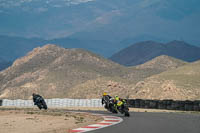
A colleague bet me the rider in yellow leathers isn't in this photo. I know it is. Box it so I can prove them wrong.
[114,95,124,110]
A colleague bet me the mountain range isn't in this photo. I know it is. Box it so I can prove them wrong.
[1,44,199,100]
[1,35,200,66]
[0,35,115,61]
[110,40,200,66]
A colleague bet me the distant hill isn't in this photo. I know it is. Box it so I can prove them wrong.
[130,60,200,100]
[0,44,188,99]
[135,55,188,71]
[123,55,188,84]
[0,44,129,99]
[48,37,115,57]
[1,35,200,62]
[110,40,200,66]
[69,55,188,99]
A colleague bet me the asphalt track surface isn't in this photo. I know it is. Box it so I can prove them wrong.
[84,111,200,133]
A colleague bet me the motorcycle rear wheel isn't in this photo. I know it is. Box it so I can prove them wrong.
[124,111,130,117]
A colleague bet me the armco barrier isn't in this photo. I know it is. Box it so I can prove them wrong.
[127,99,200,111]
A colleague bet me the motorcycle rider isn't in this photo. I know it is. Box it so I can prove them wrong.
[114,95,130,117]
[32,93,47,110]
[32,93,43,105]
[102,92,112,109]
[114,95,124,110]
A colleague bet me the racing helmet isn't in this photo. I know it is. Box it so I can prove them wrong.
[115,95,119,100]
[103,92,107,96]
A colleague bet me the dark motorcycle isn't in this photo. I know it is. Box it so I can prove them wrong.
[108,99,118,114]
[34,97,48,110]
[117,100,130,117]
[103,98,118,114]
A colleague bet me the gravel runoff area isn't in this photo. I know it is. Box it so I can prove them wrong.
[0,107,103,133]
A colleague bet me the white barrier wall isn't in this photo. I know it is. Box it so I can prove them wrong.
[1,99,103,107]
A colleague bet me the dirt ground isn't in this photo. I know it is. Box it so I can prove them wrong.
[0,108,103,133]
[0,107,198,133]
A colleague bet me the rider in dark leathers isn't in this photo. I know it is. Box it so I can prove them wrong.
[102,92,112,109]
[32,93,47,110]
[32,93,43,105]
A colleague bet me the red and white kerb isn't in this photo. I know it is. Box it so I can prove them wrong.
[69,115,123,133]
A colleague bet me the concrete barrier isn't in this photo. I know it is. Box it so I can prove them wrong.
[1,99,103,108]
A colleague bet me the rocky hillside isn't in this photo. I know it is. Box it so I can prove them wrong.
[0,44,128,99]
[110,40,200,66]
[67,55,188,99]
[130,60,200,100]
[124,55,188,84]
[135,55,188,71]
[0,44,192,99]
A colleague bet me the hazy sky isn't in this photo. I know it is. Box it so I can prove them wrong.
[0,0,199,45]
